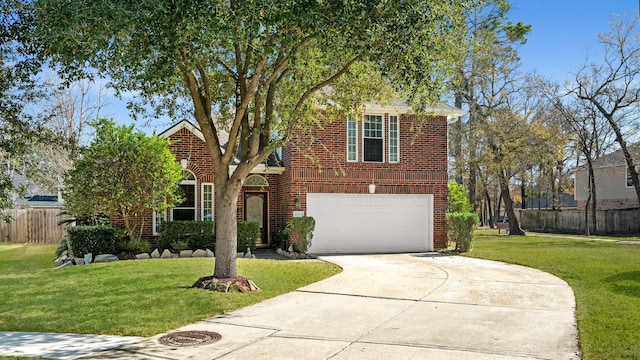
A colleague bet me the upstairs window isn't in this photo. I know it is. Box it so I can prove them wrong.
[389,115,399,163]
[363,114,383,162]
[347,115,357,162]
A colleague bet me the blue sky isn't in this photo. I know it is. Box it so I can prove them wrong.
[509,0,638,82]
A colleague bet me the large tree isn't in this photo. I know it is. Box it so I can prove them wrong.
[31,0,471,278]
[450,0,530,211]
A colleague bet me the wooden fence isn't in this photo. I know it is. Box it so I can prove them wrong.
[516,208,640,235]
[0,208,71,244]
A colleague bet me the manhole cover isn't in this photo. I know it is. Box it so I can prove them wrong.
[158,330,221,347]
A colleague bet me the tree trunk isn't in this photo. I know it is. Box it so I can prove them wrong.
[520,177,526,209]
[453,93,463,184]
[588,158,597,235]
[484,187,494,228]
[497,169,525,236]
[213,180,241,279]
[601,113,640,205]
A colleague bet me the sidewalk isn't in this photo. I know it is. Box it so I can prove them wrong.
[73,253,579,359]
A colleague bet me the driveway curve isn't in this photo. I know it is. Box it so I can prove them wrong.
[80,254,580,359]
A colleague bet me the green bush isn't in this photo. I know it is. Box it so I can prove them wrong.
[66,225,117,257]
[448,181,473,213]
[157,221,214,251]
[446,212,479,252]
[284,216,315,253]
[237,220,260,252]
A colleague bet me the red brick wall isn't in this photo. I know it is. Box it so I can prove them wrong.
[283,114,450,249]
[150,127,286,246]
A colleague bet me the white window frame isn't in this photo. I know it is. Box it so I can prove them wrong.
[626,166,638,188]
[152,210,165,236]
[347,115,358,162]
[388,114,399,163]
[172,170,197,221]
[201,183,214,221]
[362,114,384,163]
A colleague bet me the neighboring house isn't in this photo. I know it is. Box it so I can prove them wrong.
[8,172,64,208]
[522,193,577,209]
[574,143,640,210]
[147,101,464,254]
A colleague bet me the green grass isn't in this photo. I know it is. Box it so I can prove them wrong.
[0,243,341,337]
[463,232,640,360]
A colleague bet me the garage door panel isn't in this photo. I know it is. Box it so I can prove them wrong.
[306,193,433,254]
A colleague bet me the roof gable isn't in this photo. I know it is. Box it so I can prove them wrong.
[586,142,640,169]
[158,119,205,142]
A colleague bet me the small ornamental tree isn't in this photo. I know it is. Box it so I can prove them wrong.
[63,119,184,240]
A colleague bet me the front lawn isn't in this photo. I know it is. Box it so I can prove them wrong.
[464,232,640,360]
[0,243,340,337]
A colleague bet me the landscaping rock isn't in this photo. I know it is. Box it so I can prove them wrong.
[192,276,261,293]
[94,254,119,263]
[179,250,193,258]
[74,257,84,265]
[192,249,207,258]
[161,249,172,259]
[136,253,151,260]
[206,249,215,258]
[83,253,92,264]
[55,255,75,267]
[151,249,160,258]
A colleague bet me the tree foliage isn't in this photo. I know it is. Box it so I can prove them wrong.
[0,0,45,218]
[63,119,183,240]
[31,0,472,278]
[448,181,472,213]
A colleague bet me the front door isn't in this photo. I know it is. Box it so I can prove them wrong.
[244,192,268,246]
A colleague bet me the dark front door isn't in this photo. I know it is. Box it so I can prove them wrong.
[244,192,268,246]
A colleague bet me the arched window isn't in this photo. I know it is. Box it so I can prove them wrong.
[172,170,197,221]
[245,174,269,187]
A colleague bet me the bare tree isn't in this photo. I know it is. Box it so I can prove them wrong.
[574,14,640,206]
[20,79,104,192]
[539,78,616,234]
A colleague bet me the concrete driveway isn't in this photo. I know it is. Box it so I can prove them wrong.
[78,253,579,359]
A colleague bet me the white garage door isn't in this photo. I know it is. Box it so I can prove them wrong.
[306,193,433,254]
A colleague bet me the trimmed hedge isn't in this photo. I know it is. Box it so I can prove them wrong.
[157,221,214,251]
[237,220,259,252]
[66,225,116,257]
[446,212,479,252]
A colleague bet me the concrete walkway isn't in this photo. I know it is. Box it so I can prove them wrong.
[71,253,579,359]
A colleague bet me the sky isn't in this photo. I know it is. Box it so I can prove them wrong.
[509,0,639,82]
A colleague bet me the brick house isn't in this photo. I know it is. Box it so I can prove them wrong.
[149,101,464,254]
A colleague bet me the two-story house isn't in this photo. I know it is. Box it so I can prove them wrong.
[149,101,464,254]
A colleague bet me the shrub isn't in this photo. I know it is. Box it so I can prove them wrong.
[446,212,479,252]
[66,225,117,257]
[237,220,260,252]
[448,181,473,213]
[157,221,214,251]
[284,216,315,253]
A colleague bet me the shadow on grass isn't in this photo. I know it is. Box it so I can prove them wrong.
[605,271,640,298]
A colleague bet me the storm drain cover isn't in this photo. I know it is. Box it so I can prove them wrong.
[158,330,222,347]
